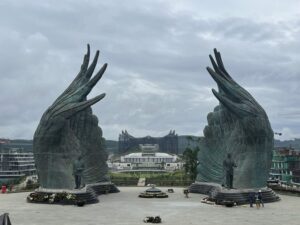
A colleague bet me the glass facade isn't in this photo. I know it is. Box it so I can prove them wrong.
[0,150,36,179]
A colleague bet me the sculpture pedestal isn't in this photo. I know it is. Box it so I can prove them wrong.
[28,182,119,205]
[189,182,280,205]
[87,181,120,195]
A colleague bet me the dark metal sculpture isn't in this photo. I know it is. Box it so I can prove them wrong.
[73,155,85,189]
[223,153,237,189]
[33,45,109,189]
[196,49,274,188]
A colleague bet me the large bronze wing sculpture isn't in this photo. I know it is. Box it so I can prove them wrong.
[196,49,274,188]
[33,45,109,189]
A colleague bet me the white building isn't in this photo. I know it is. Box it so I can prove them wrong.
[121,152,176,164]
[0,149,36,182]
[115,144,181,171]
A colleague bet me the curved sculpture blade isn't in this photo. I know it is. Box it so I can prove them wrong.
[197,49,274,188]
[33,45,109,189]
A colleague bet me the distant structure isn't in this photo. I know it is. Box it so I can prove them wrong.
[0,149,36,182]
[274,138,300,149]
[270,147,300,184]
[0,139,36,184]
[121,144,176,164]
[0,139,33,152]
[118,130,178,154]
[111,144,181,172]
[139,144,159,152]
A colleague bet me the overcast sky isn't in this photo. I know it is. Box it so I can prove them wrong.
[0,0,299,141]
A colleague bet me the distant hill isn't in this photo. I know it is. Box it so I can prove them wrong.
[274,138,300,149]
[178,135,201,154]
[0,138,120,153]
[105,139,118,153]
[2,137,299,153]
[0,139,33,152]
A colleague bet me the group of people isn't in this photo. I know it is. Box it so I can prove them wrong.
[249,190,264,208]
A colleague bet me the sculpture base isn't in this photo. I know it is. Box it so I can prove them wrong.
[88,182,120,195]
[189,182,280,205]
[27,182,119,205]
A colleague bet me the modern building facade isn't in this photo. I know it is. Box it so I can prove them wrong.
[270,147,300,184]
[118,130,179,154]
[108,144,182,172]
[0,139,36,183]
[120,144,178,170]
[0,149,36,182]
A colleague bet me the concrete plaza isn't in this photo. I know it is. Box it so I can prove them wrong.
[0,187,299,225]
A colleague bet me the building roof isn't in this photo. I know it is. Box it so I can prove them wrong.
[124,152,174,158]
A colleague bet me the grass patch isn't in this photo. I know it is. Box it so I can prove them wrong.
[110,170,193,187]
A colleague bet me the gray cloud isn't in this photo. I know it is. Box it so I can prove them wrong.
[0,0,299,141]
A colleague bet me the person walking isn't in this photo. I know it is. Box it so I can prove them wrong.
[258,190,264,207]
[248,192,255,207]
[255,192,261,209]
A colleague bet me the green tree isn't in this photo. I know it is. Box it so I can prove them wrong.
[183,146,200,181]
[160,161,166,169]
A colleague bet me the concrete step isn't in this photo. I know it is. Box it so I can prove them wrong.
[89,182,120,195]
[189,182,280,205]
[28,182,120,205]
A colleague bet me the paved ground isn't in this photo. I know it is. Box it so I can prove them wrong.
[0,187,299,225]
